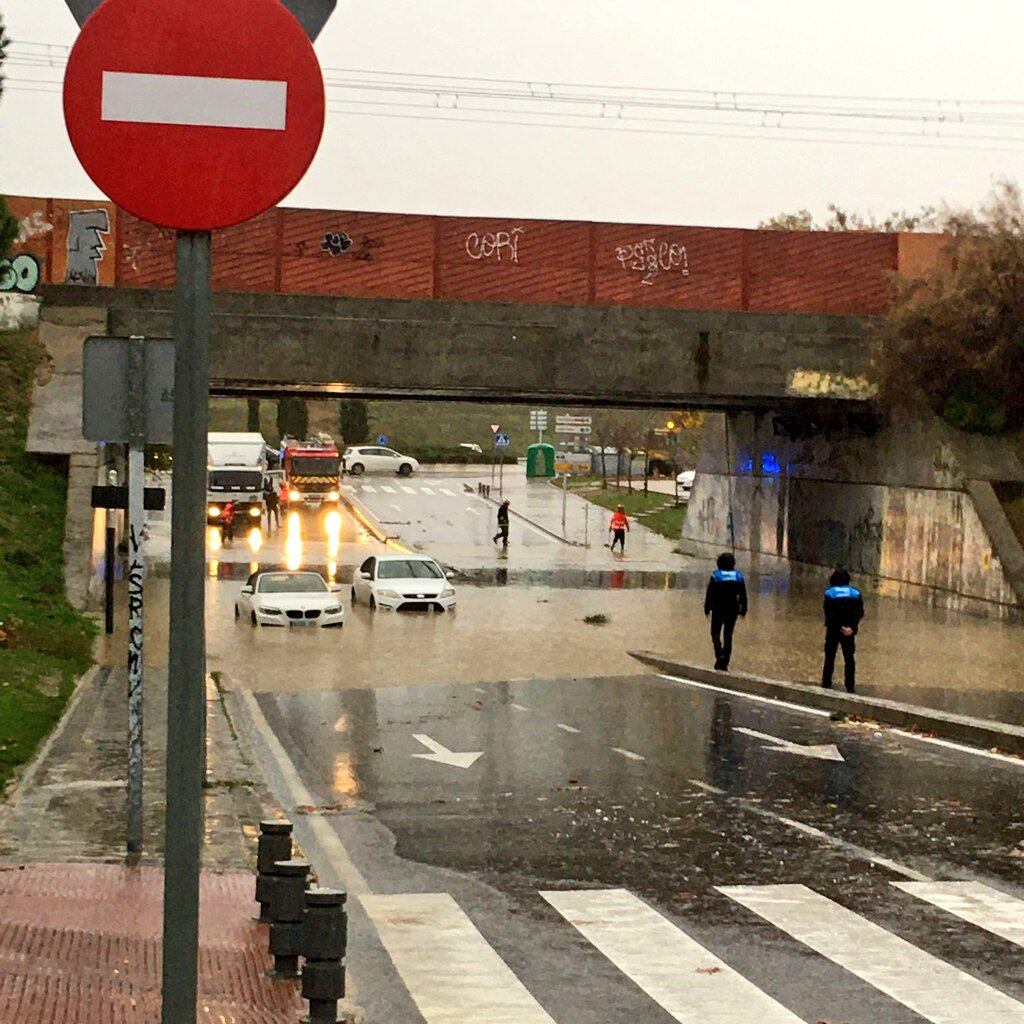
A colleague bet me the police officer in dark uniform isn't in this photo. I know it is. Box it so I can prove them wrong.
[822,568,865,692]
[704,552,747,670]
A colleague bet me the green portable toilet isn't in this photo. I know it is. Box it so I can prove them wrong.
[526,443,555,478]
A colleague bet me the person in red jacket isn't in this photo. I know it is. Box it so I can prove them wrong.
[220,500,236,543]
[609,505,630,553]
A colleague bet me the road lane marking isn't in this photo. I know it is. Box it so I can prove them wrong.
[439,488,455,496]
[420,486,435,495]
[381,485,396,493]
[894,881,1024,948]
[473,687,487,694]
[542,889,803,1023]
[557,723,581,734]
[734,726,845,762]
[231,689,368,895]
[465,506,479,515]
[510,702,529,712]
[362,892,557,1024]
[400,485,416,494]
[361,483,376,492]
[412,733,483,769]
[102,70,287,130]
[719,884,1024,1023]
[889,729,1024,768]
[659,675,831,718]
[612,747,645,762]
[688,780,929,881]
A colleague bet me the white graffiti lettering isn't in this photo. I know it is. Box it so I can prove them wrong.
[465,227,524,264]
[614,238,690,286]
[17,211,53,245]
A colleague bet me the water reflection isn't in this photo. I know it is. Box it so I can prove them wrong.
[247,527,263,555]
[284,511,303,571]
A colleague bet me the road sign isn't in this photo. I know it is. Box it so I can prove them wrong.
[83,336,174,443]
[62,0,326,231]
[529,409,548,425]
[556,414,593,425]
[494,433,511,448]
[377,434,389,446]
[490,423,501,434]
[91,485,167,511]
[64,0,338,40]
[555,424,592,435]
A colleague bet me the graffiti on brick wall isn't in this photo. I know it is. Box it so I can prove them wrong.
[17,210,53,244]
[614,238,689,286]
[465,227,523,264]
[321,231,352,255]
[66,209,110,285]
[0,254,41,292]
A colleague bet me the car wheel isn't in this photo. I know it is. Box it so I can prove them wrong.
[250,611,258,628]
[398,463,413,477]
[349,463,364,476]
[369,595,377,611]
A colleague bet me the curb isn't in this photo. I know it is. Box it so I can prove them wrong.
[339,490,410,552]
[629,650,1024,756]
[479,491,586,547]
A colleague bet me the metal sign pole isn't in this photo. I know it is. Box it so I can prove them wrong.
[161,231,211,1024]
[561,471,568,537]
[126,338,146,857]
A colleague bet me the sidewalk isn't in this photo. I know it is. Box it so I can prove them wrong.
[0,861,303,1024]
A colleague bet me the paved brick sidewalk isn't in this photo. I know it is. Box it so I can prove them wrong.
[0,862,303,1023]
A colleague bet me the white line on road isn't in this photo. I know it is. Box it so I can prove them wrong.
[688,779,929,881]
[102,70,287,130]
[473,687,487,694]
[542,889,803,1023]
[362,892,557,1024]
[894,881,1024,948]
[232,689,368,895]
[361,483,376,492]
[381,485,396,493]
[719,884,1024,1023]
[889,729,1024,768]
[659,675,832,719]
[510,702,529,712]
[439,488,455,496]
[465,506,479,515]
[400,485,416,494]
[557,723,581,734]
[420,486,435,495]
[411,733,483,769]
[612,747,645,762]
[734,726,845,762]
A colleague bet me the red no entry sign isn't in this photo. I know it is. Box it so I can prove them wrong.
[63,0,325,231]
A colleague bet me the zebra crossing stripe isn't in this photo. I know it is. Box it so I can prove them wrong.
[381,485,396,493]
[719,884,1024,1023]
[894,881,1024,949]
[361,483,376,492]
[541,888,803,1023]
[440,487,455,496]
[401,485,416,494]
[361,892,557,1024]
[420,486,435,495]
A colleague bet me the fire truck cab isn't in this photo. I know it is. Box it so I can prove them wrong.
[281,435,342,513]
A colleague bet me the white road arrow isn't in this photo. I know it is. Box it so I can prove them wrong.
[734,727,845,762]
[411,734,484,769]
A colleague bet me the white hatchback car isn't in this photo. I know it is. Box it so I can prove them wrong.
[351,554,456,612]
[236,571,345,628]
[344,446,420,477]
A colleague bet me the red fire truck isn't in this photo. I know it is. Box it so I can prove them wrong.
[281,437,342,513]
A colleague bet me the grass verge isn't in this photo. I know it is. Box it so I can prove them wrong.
[563,478,686,543]
[0,329,95,794]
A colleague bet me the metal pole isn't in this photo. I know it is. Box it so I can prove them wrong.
[561,471,568,537]
[161,231,211,1024]
[105,467,117,635]
[499,450,504,497]
[584,502,589,548]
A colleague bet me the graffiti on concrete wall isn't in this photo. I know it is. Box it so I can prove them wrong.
[614,238,690,286]
[302,231,380,261]
[0,254,41,292]
[321,231,352,256]
[465,227,523,264]
[17,210,53,244]
[66,209,110,285]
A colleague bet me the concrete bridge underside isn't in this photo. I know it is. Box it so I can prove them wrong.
[43,284,873,410]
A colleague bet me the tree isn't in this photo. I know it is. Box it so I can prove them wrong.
[760,203,934,232]
[338,399,370,445]
[878,180,1024,433]
[277,397,308,439]
[246,398,261,433]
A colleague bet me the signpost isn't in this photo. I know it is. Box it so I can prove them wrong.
[64,3,326,1022]
[377,434,389,446]
[529,409,548,443]
[494,433,511,495]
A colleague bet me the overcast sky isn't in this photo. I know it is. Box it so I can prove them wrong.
[2,0,1022,227]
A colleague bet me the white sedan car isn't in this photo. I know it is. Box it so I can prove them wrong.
[351,554,456,612]
[236,571,345,628]
[343,446,420,477]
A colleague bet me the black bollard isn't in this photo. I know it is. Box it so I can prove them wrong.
[300,887,348,1024]
[267,859,311,978]
[254,820,293,922]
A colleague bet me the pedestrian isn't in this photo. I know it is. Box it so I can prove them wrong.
[263,479,280,531]
[492,499,510,548]
[221,500,236,543]
[822,568,864,693]
[609,504,630,553]
[704,551,747,671]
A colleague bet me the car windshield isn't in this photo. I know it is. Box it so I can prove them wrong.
[377,560,443,580]
[291,456,339,476]
[258,573,328,594]
[209,470,262,491]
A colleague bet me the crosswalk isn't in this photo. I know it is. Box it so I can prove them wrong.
[347,482,468,500]
[361,880,1024,1024]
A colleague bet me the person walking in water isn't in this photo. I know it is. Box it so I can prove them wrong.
[822,568,864,693]
[492,499,511,548]
[704,552,747,670]
[263,478,280,532]
[609,504,630,554]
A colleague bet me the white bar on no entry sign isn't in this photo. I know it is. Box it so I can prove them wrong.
[102,71,288,130]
